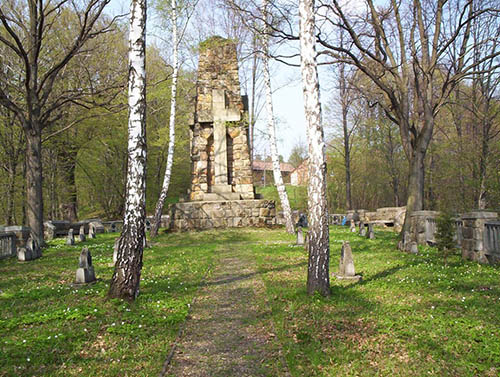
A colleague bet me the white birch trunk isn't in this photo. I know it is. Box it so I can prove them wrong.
[109,0,147,301]
[261,0,294,234]
[299,0,330,296]
[150,0,178,238]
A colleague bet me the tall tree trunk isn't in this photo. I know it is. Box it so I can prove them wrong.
[109,0,147,301]
[342,106,352,211]
[338,56,352,211]
[26,128,44,246]
[299,0,330,297]
[478,122,489,209]
[262,0,294,234]
[401,147,425,235]
[150,0,178,238]
[6,166,16,225]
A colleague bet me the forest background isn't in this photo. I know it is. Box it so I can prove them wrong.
[0,0,499,226]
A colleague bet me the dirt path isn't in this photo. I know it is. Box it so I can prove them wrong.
[164,246,290,377]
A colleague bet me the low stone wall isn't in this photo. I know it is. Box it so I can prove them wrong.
[2,226,30,247]
[484,221,500,264]
[409,211,439,245]
[0,232,16,259]
[44,219,105,240]
[461,212,498,264]
[168,199,276,231]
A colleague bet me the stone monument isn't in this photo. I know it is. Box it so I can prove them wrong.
[75,247,96,284]
[66,229,75,245]
[79,226,86,242]
[168,37,276,231]
[335,241,361,281]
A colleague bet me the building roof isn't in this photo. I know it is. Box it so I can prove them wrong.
[252,160,295,173]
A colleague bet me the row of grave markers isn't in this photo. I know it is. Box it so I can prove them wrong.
[66,224,97,246]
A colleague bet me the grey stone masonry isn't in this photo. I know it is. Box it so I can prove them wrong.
[79,226,86,242]
[366,223,375,239]
[484,221,500,264]
[75,247,96,284]
[18,237,42,261]
[296,227,305,246]
[4,226,30,247]
[359,221,366,237]
[88,224,96,239]
[0,232,16,259]
[461,211,498,264]
[168,200,276,231]
[409,211,439,245]
[335,241,361,281]
[66,229,75,245]
[188,37,254,202]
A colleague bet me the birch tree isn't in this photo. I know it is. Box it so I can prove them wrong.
[261,0,294,234]
[108,0,147,301]
[150,0,178,238]
[299,0,330,296]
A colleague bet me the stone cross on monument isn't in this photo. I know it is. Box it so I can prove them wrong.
[212,89,240,191]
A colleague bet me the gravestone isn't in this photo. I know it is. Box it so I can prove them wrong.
[88,224,96,239]
[366,223,375,239]
[335,241,361,281]
[66,229,75,245]
[296,227,305,246]
[18,237,41,261]
[350,220,356,233]
[359,221,366,237]
[113,238,119,264]
[79,226,86,242]
[75,247,96,284]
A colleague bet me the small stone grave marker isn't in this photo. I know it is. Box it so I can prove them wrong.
[350,220,356,233]
[366,223,375,239]
[359,221,366,237]
[296,227,305,246]
[79,226,86,242]
[335,241,361,281]
[88,224,96,239]
[66,229,75,245]
[75,247,96,284]
[18,236,41,261]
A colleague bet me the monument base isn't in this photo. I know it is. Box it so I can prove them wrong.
[168,199,276,231]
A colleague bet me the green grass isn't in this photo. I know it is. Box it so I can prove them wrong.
[0,231,216,376]
[256,184,308,212]
[249,227,500,376]
[1,227,499,376]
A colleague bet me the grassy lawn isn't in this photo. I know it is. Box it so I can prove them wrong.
[0,231,217,376]
[1,226,499,376]
[251,227,500,376]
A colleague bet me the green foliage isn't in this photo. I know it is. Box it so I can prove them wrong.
[435,211,457,265]
[256,184,308,212]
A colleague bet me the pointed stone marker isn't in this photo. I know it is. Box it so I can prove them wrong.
[88,224,96,239]
[366,223,375,239]
[66,229,75,245]
[75,247,96,284]
[335,241,361,281]
[296,227,305,246]
[79,226,86,242]
[359,221,366,237]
